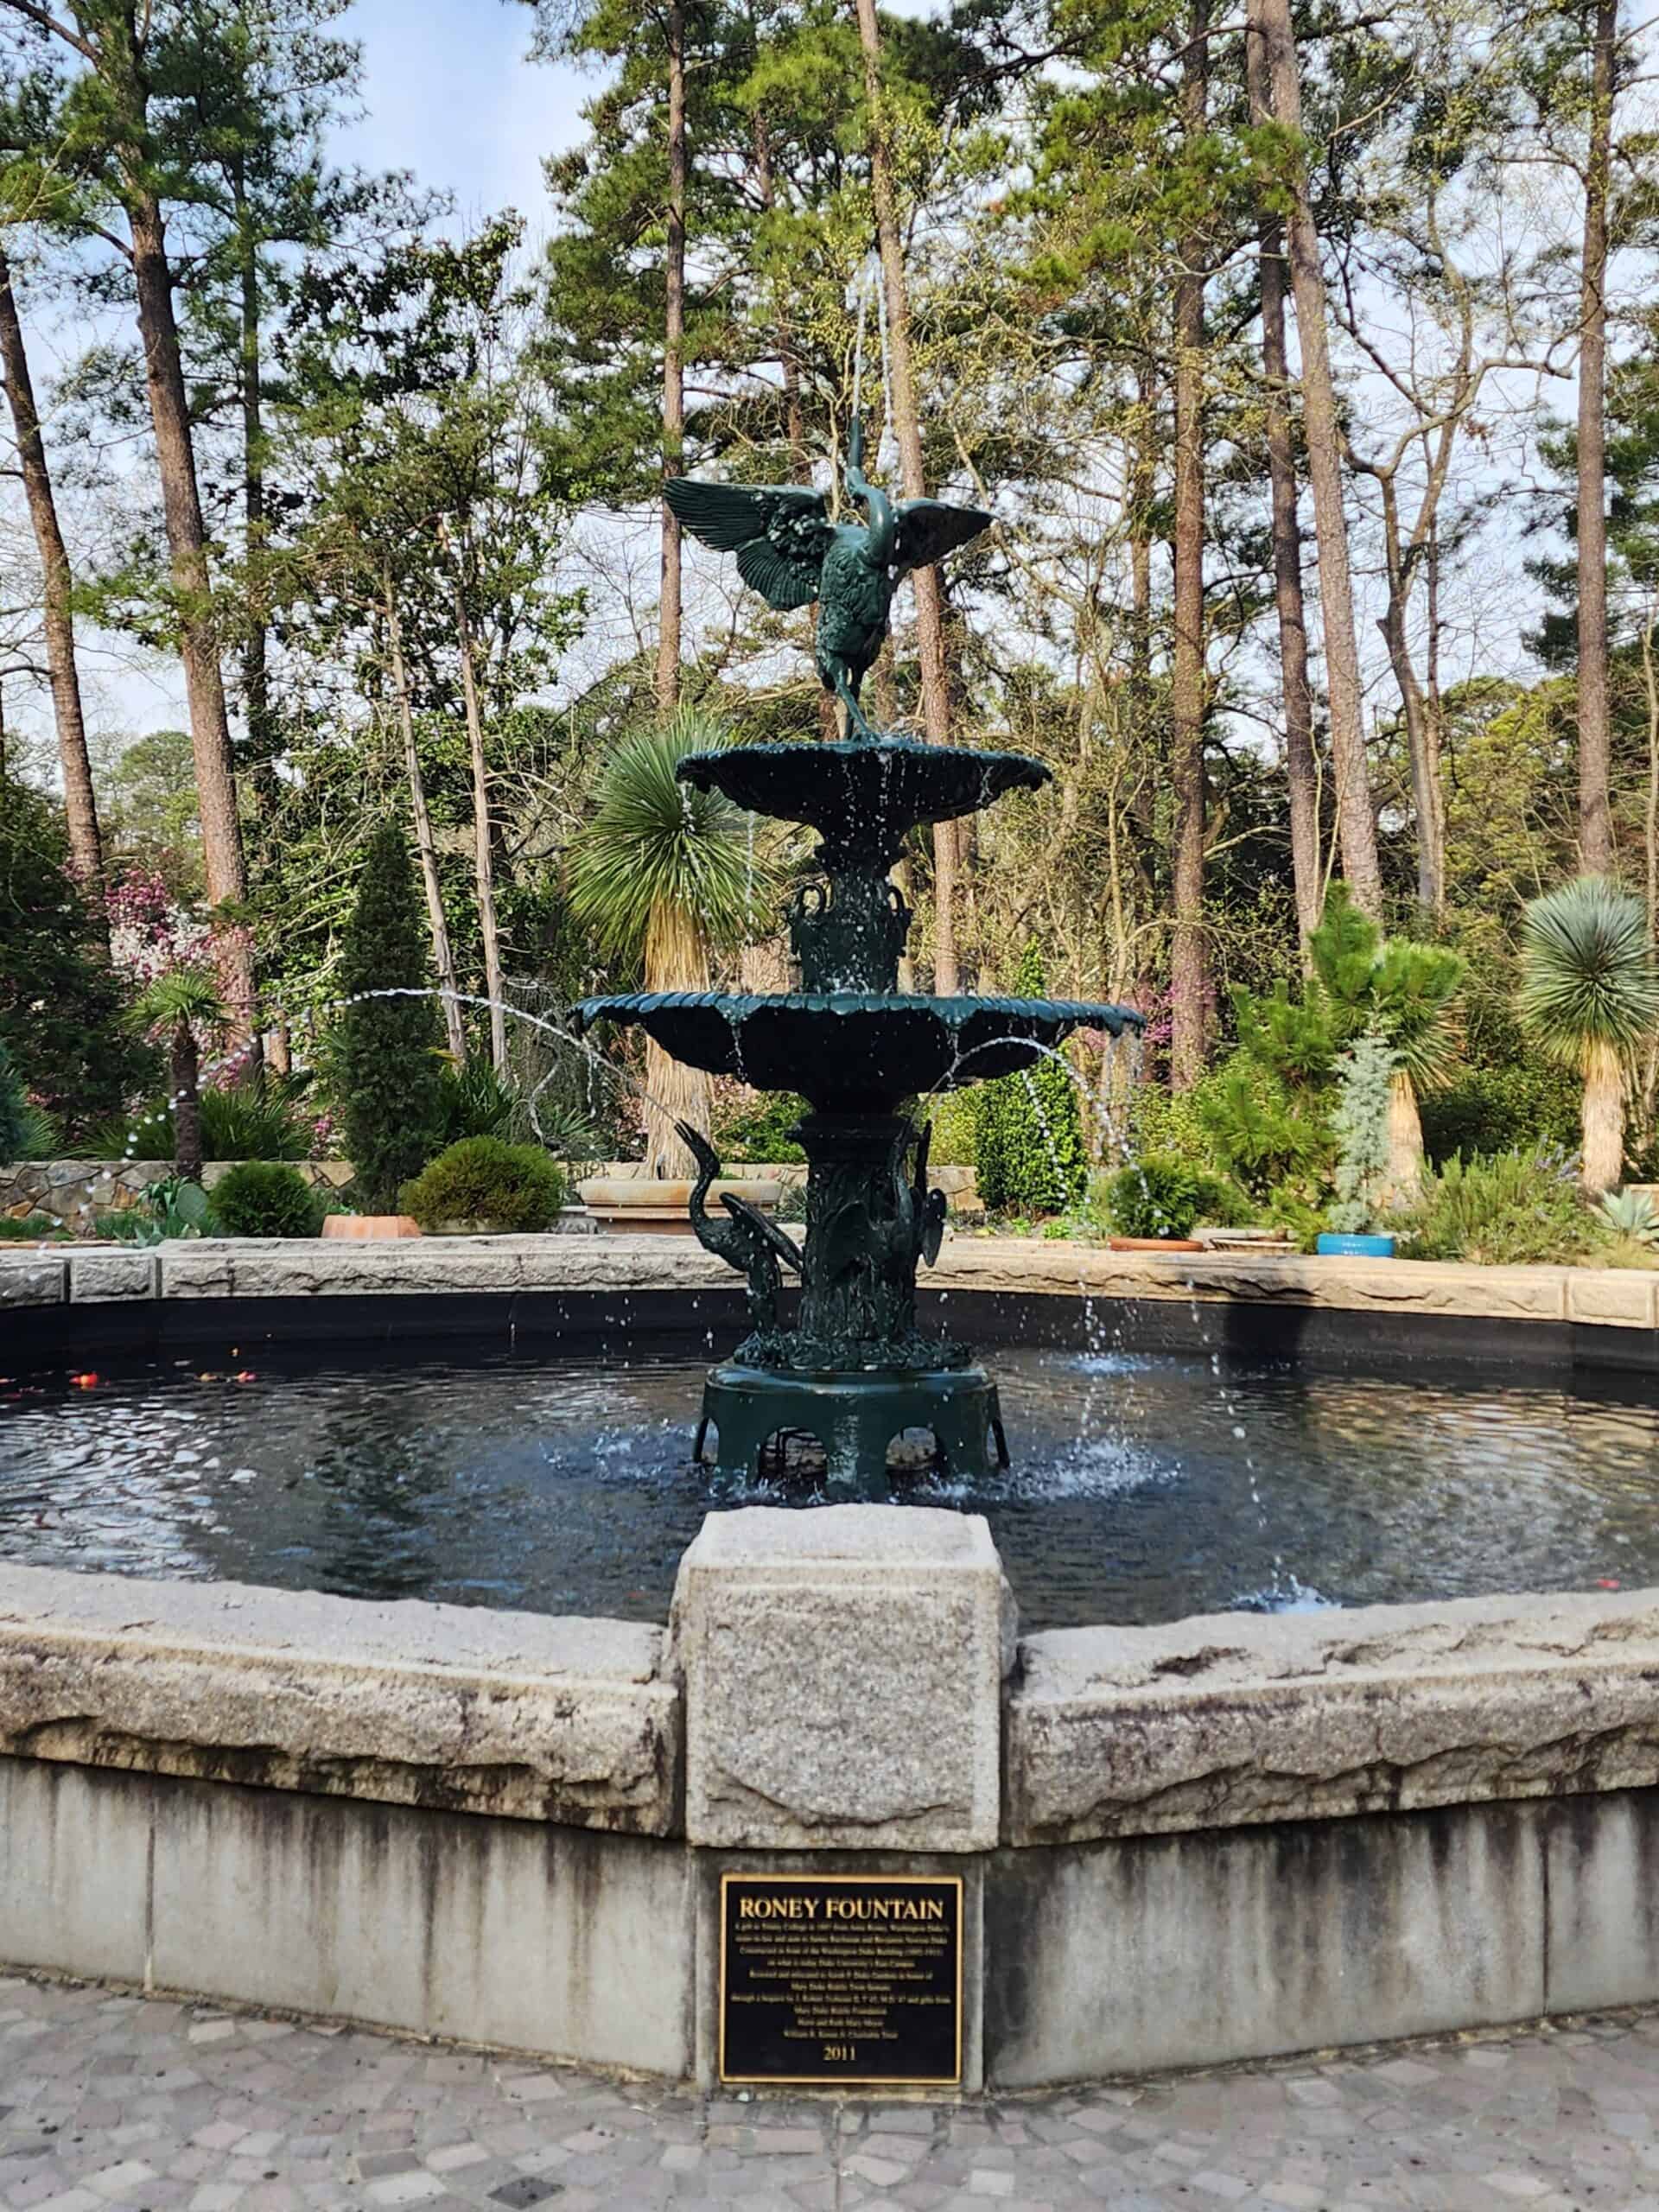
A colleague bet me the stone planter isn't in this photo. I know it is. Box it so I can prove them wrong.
[321,1214,421,1241]
[578,1175,784,1237]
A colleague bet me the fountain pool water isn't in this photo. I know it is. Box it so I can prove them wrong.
[5,1334,1659,1630]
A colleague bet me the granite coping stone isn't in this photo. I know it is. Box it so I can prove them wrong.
[3,1232,1654,1325]
[1007,1586,1659,1846]
[671,1505,1016,1852]
[0,1560,680,1834]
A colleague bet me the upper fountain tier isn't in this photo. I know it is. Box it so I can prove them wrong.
[677,737,1050,872]
[575,733,1143,1116]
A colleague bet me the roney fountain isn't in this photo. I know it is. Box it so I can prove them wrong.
[575,419,1142,1492]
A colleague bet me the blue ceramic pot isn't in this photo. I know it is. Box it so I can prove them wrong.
[1315,1231,1396,1259]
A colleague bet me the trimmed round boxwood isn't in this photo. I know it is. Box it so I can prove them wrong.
[1105,1154,1243,1241]
[400,1137,567,1234]
[212,1161,325,1238]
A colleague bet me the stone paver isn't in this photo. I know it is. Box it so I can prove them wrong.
[3,1976,1659,2210]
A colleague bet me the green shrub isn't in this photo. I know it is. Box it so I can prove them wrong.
[438,1058,520,1143]
[211,1161,324,1238]
[1420,1063,1580,1164]
[1197,1055,1332,1202]
[921,1089,977,1167]
[400,1137,567,1232]
[713,1087,807,1164]
[1104,1154,1245,1239]
[0,1212,70,1242]
[1404,1144,1602,1266]
[1599,1187,1659,1245]
[0,1039,29,1162]
[0,774,155,1140]
[974,944,1089,1214]
[86,1076,313,1164]
[98,1178,217,1245]
[328,824,448,1210]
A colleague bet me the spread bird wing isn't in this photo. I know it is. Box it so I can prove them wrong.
[894,498,993,575]
[662,478,832,612]
[721,1192,804,1275]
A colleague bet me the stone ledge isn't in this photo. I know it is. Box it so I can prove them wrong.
[671,1504,1016,1852]
[931,1239,1578,1319]
[0,1562,680,1834]
[155,1234,735,1299]
[1007,1588,1659,1847]
[9,1234,1651,1328]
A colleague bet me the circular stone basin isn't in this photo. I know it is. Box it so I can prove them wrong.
[575,991,1138,1112]
[677,738,1050,864]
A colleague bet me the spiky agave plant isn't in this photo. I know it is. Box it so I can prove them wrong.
[1519,877,1659,1192]
[132,968,226,1185]
[567,707,776,1178]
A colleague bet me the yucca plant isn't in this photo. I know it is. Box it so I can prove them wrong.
[567,706,775,1177]
[132,969,227,1184]
[1519,877,1659,1192]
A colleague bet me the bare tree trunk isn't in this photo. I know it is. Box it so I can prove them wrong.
[0,248,102,893]
[1245,4,1319,954]
[450,539,509,1075]
[232,157,275,814]
[1382,1069,1426,1208]
[1578,0,1618,874]
[172,1020,203,1185]
[1255,0,1382,916]
[854,0,960,993]
[642,903,709,1179]
[1379,598,1445,914]
[384,569,467,1060]
[1583,1036,1625,1192]
[129,191,257,1039]
[655,0,686,720]
[1168,0,1209,1092]
[752,105,832,739]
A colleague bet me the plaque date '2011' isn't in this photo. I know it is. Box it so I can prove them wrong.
[719,1874,963,2087]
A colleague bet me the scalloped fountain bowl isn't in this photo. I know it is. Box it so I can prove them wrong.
[677,737,1049,867]
[574,989,1136,1115]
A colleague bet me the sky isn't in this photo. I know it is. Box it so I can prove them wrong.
[339,0,583,233]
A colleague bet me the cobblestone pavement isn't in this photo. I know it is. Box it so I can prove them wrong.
[4,1976,1659,2212]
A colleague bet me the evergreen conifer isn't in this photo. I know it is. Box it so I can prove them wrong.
[330,823,448,1209]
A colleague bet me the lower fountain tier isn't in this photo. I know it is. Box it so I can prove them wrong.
[694,1359,1009,1495]
[575,989,1140,1113]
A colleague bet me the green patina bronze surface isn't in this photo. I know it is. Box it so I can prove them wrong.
[577,418,1143,1490]
[663,421,990,739]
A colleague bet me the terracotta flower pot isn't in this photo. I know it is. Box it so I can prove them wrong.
[321,1214,422,1240]
[1108,1236,1203,1253]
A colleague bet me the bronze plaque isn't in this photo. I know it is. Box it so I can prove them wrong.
[719,1872,963,2086]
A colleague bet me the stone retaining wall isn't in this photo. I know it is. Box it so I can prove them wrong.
[6,1527,1659,2088]
[4,1229,1658,1331]
[0,1160,353,1234]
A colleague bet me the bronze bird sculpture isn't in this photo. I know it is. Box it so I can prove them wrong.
[677,1120,805,1334]
[662,419,991,737]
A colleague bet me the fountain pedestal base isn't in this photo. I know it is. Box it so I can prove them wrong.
[695,1363,1009,1497]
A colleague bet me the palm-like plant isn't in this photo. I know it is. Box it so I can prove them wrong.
[1519,876,1659,1192]
[133,969,226,1185]
[568,707,776,1176]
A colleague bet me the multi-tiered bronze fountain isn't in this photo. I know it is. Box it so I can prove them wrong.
[578,425,1141,1493]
